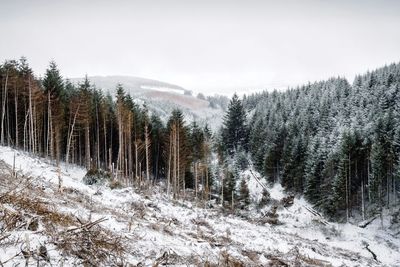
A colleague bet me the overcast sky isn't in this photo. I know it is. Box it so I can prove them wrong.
[1,0,400,95]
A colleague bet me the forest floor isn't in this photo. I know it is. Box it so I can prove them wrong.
[0,146,399,266]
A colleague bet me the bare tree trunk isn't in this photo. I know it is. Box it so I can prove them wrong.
[387,161,390,208]
[23,110,28,151]
[14,82,18,147]
[33,102,38,154]
[117,109,123,179]
[55,123,61,165]
[96,103,100,169]
[222,169,225,206]
[206,164,210,201]
[361,179,365,221]
[368,156,371,202]
[85,122,90,170]
[46,91,51,158]
[348,153,351,218]
[66,103,80,163]
[28,77,35,153]
[1,70,9,145]
[109,148,112,173]
[178,125,182,198]
[50,105,54,160]
[135,141,138,182]
[103,113,107,170]
[195,162,198,200]
[345,153,349,223]
[173,125,177,198]
[145,123,150,182]
[167,133,172,197]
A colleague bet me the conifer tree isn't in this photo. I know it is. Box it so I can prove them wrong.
[221,93,248,154]
[42,61,64,163]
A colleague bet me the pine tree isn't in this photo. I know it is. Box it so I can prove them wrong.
[304,137,326,203]
[221,93,248,154]
[42,61,65,163]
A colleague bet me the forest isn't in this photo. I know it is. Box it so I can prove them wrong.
[244,62,400,221]
[1,58,400,222]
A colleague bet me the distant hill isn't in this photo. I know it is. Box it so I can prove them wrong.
[70,76,226,130]
[69,75,190,95]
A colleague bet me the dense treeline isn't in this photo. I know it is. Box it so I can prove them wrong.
[244,62,400,220]
[0,58,213,200]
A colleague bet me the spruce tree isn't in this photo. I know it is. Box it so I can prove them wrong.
[221,93,248,154]
[42,61,65,162]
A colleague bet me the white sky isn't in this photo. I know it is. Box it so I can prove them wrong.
[1,0,400,95]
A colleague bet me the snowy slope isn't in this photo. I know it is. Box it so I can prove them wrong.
[0,146,399,266]
[71,76,225,130]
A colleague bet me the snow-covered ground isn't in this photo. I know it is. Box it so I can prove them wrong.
[0,146,399,266]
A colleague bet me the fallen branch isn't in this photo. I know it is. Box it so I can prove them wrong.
[247,167,269,191]
[66,217,108,233]
[303,205,329,226]
[364,243,378,262]
[153,251,168,267]
[0,175,32,202]
[0,252,22,266]
[267,256,289,266]
[358,216,378,228]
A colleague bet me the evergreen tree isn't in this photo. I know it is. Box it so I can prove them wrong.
[42,61,65,163]
[221,93,248,154]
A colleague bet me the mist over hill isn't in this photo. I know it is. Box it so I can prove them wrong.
[70,75,227,129]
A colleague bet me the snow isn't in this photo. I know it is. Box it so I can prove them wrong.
[1,146,399,266]
[140,85,185,95]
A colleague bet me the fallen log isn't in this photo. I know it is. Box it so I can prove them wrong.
[358,216,378,228]
[303,205,329,226]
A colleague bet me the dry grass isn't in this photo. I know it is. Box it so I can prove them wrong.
[2,191,77,228]
[265,246,333,267]
[191,217,213,230]
[52,223,125,266]
[219,250,245,267]
[0,169,126,266]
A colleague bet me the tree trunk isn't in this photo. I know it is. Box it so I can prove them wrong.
[167,133,172,196]
[14,82,18,147]
[28,77,35,153]
[66,103,80,163]
[103,112,107,170]
[145,123,150,182]
[195,162,198,200]
[135,141,138,182]
[85,122,90,170]
[173,124,177,198]
[1,70,9,145]
[96,103,100,169]
[46,91,51,158]
[361,179,365,221]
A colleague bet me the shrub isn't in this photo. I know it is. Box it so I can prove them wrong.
[82,169,111,185]
[109,179,123,190]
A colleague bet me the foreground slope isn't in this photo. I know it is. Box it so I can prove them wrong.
[0,146,399,266]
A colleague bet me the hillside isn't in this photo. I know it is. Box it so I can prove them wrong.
[70,75,225,129]
[244,63,400,220]
[1,146,399,266]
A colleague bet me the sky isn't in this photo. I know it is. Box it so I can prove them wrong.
[1,0,400,95]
